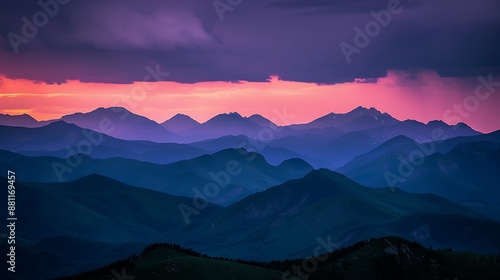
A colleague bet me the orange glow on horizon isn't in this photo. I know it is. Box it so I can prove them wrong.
[1,71,499,133]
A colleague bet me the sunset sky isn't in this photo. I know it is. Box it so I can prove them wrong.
[1,0,500,132]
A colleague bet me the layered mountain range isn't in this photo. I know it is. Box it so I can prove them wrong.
[1,106,498,279]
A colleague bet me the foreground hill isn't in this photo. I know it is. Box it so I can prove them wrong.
[55,237,500,280]
[57,244,284,280]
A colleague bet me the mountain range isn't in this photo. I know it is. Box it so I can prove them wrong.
[0,106,480,143]
[337,132,500,219]
[0,148,313,206]
[7,170,500,278]
[1,106,498,279]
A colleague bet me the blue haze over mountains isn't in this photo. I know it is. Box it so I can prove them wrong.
[1,106,499,279]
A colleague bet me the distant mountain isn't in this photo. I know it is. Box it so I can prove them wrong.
[269,132,380,169]
[0,113,44,127]
[0,107,483,147]
[337,135,423,176]
[181,112,264,141]
[0,121,208,164]
[339,130,500,175]
[433,129,500,151]
[161,113,200,134]
[251,110,480,170]
[339,140,500,208]
[190,134,326,166]
[303,132,380,169]
[0,148,314,205]
[61,107,177,142]
[291,106,399,131]
[268,121,482,169]
[186,169,500,260]
[248,114,277,127]
[272,126,346,142]
[359,119,481,143]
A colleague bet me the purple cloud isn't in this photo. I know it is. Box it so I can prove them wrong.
[0,0,499,84]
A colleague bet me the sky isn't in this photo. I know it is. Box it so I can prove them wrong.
[1,0,500,132]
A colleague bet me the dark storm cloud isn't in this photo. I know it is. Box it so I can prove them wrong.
[0,0,499,84]
[267,0,423,14]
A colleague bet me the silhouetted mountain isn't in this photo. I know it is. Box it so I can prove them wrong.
[0,113,44,127]
[61,107,177,142]
[56,237,500,280]
[161,113,200,134]
[434,129,500,151]
[168,148,313,191]
[282,108,481,164]
[182,112,264,141]
[359,119,481,143]
[185,169,500,260]
[339,140,500,208]
[291,106,399,131]
[248,114,277,127]
[0,148,314,205]
[339,130,500,175]
[10,174,219,244]
[55,242,284,280]
[305,132,380,169]
[270,123,482,169]
[8,237,147,280]
[0,121,207,164]
[8,172,500,279]
[190,134,326,166]
[2,174,220,279]
[337,135,420,175]
[272,126,346,141]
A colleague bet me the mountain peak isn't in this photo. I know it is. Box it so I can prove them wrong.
[0,113,40,128]
[226,112,243,117]
[206,112,244,122]
[350,106,382,116]
[248,114,277,127]
[427,120,447,126]
[61,107,176,141]
[165,113,199,124]
[324,112,339,118]
[173,113,190,118]
[278,158,314,171]
[44,120,76,128]
[161,114,200,135]
[64,106,136,119]
[213,148,267,163]
[452,122,474,130]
